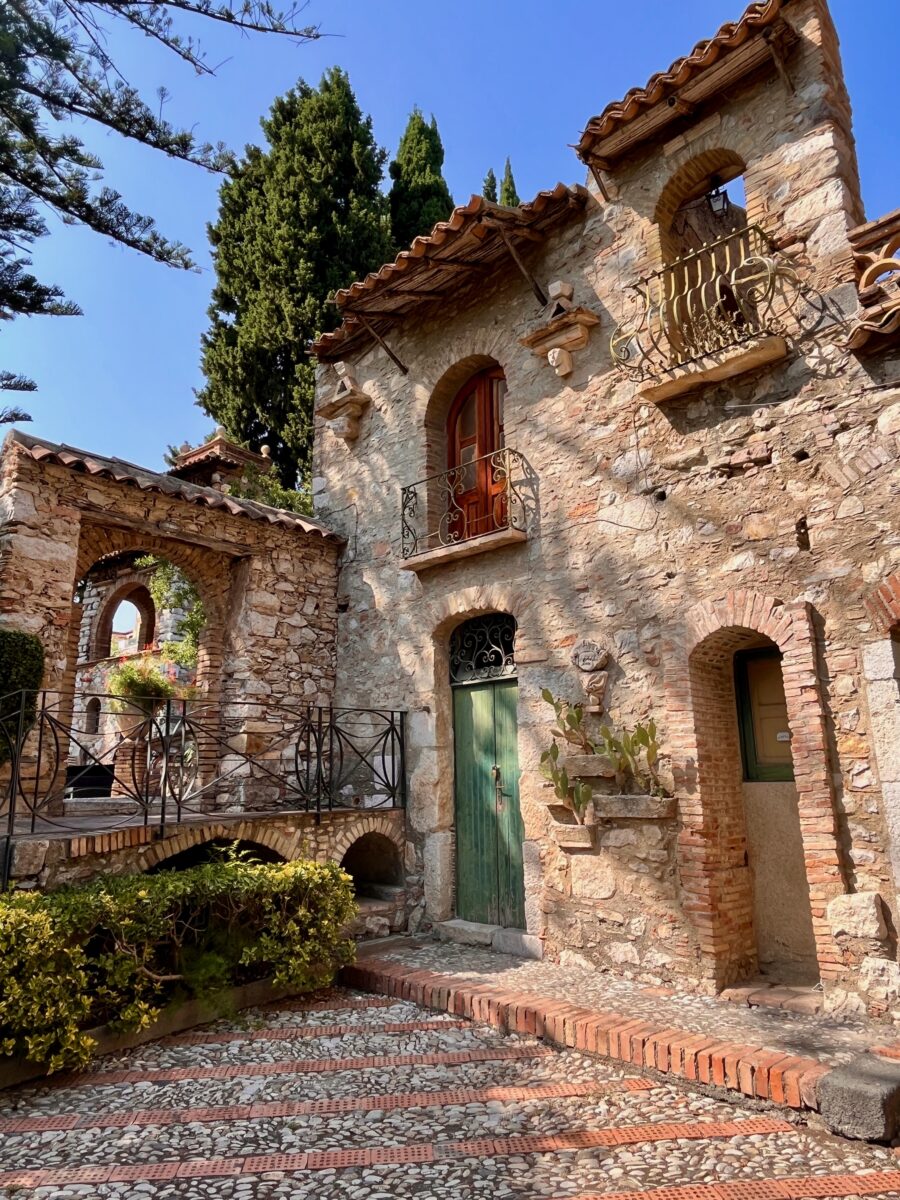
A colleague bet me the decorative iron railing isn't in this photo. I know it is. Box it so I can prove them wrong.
[0,691,405,886]
[610,224,801,376]
[400,446,530,559]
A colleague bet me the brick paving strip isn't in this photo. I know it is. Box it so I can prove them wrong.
[0,1115,799,1187]
[166,1018,468,1043]
[0,1076,658,1133]
[557,1177,900,1200]
[46,1042,554,1089]
[340,959,838,1111]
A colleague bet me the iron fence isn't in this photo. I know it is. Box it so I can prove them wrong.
[400,446,530,558]
[0,691,405,887]
[610,224,801,375]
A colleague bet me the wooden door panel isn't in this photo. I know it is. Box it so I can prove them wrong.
[453,684,500,924]
[493,679,526,930]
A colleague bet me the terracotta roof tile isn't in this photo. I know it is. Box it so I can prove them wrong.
[577,0,786,162]
[5,430,339,541]
[312,184,588,362]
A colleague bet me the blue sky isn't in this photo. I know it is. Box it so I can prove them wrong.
[6,1,898,472]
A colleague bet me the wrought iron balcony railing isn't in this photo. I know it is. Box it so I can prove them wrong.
[0,691,406,885]
[611,224,801,376]
[400,446,530,559]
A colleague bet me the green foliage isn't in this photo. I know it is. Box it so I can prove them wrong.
[1,2,319,388]
[135,556,205,669]
[596,719,664,796]
[0,855,356,1071]
[106,660,175,713]
[499,158,521,207]
[198,68,393,487]
[482,168,498,203]
[388,108,454,250]
[539,740,593,825]
[0,629,44,764]
[227,465,313,515]
[540,688,599,755]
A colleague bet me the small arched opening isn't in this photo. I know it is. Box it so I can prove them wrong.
[84,696,101,735]
[341,832,403,900]
[94,583,156,660]
[147,838,287,874]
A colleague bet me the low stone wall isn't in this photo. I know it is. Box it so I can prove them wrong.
[8,809,408,893]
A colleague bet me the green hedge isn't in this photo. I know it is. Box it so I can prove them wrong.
[0,628,44,763]
[0,855,357,1071]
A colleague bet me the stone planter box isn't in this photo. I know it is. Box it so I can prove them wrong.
[551,821,595,851]
[560,754,616,780]
[0,975,298,1091]
[593,795,677,820]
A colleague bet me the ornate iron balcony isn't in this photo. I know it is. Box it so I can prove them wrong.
[611,224,801,376]
[400,447,529,559]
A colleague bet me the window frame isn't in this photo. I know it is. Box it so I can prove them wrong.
[734,647,795,783]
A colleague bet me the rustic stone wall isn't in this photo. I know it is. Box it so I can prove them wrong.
[313,0,900,1013]
[0,439,342,812]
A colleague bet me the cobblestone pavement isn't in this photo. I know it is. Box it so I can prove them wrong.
[369,941,893,1066]
[1,987,898,1199]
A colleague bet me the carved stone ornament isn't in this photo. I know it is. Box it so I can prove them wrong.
[571,640,609,672]
[315,361,371,441]
[519,280,600,377]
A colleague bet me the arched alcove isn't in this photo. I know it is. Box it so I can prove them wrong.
[341,832,403,899]
[147,837,287,873]
[93,582,156,660]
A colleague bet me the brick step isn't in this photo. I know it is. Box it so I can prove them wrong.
[339,958,831,1112]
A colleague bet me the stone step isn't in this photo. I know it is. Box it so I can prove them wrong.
[436,918,543,960]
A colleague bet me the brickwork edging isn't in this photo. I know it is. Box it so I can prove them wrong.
[339,959,833,1112]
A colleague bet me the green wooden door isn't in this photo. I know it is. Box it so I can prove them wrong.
[453,678,525,928]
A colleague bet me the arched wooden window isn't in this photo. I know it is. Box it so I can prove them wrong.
[446,367,507,542]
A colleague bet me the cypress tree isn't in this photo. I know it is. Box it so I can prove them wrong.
[499,158,521,207]
[197,69,392,488]
[388,109,454,249]
[483,168,498,203]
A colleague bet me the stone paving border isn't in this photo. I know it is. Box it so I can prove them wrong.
[45,1043,554,1089]
[0,1115,794,1188]
[0,1077,658,1134]
[341,959,833,1111]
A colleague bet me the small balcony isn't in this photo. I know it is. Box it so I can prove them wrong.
[611,224,800,402]
[400,447,530,571]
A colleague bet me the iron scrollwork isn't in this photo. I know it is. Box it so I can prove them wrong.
[610,224,801,377]
[400,446,529,559]
[449,614,517,686]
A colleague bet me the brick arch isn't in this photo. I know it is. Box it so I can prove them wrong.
[429,585,532,645]
[327,813,405,864]
[865,572,900,633]
[142,820,301,870]
[662,589,846,988]
[69,523,232,702]
[91,575,156,660]
[654,147,747,233]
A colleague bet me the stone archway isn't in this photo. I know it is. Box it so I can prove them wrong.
[663,590,846,988]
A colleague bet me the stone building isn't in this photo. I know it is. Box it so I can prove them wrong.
[311,0,900,1015]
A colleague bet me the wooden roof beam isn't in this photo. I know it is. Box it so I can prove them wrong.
[353,312,409,375]
[484,221,548,307]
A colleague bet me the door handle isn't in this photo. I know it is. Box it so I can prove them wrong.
[492,764,504,810]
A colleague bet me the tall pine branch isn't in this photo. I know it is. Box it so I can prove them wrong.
[197,69,393,489]
[500,157,520,207]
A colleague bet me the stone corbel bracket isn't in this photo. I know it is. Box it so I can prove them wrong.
[316,362,371,440]
[520,281,600,377]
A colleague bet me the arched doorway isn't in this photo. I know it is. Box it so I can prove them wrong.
[446,366,507,542]
[689,628,819,985]
[450,613,524,928]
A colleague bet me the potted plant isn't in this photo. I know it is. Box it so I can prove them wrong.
[593,719,676,818]
[539,740,595,849]
[107,660,175,737]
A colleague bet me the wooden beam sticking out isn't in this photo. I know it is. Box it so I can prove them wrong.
[589,164,610,202]
[486,222,547,307]
[764,24,795,93]
[354,312,409,375]
[421,256,486,272]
